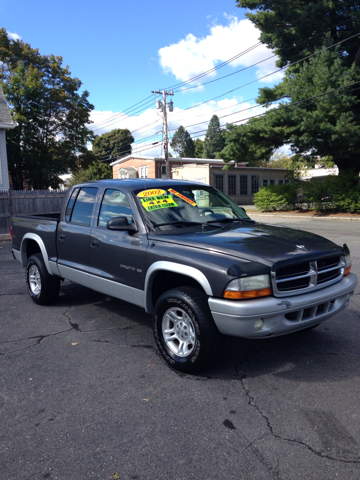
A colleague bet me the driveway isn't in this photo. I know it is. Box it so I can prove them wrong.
[1,218,359,480]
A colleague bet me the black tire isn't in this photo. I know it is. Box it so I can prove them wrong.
[153,287,225,374]
[25,254,60,305]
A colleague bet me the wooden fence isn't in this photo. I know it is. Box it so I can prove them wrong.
[0,190,67,234]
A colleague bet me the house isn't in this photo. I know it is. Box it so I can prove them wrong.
[0,85,14,191]
[300,164,339,180]
[110,155,245,180]
[110,154,288,204]
[172,163,288,204]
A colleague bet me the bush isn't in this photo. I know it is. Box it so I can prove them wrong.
[253,183,299,211]
[253,173,360,213]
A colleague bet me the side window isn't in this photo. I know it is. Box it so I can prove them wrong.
[214,174,224,192]
[65,188,80,222]
[98,189,133,227]
[70,187,98,226]
[251,175,260,194]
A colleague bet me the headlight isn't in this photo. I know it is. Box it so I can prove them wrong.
[223,274,272,300]
[344,254,352,275]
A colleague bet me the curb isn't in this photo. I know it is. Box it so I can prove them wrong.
[248,213,360,221]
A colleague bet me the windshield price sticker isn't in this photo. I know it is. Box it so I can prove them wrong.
[137,189,166,198]
[168,188,197,206]
[140,194,178,212]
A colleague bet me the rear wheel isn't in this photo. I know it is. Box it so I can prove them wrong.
[153,287,224,374]
[25,254,60,305]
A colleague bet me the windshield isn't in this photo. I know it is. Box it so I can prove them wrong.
[133,184,250,231]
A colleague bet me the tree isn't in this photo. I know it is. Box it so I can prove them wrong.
[68,161,112,187]
[92,128,134,162]
[237,0,360,70]
[224,49,360,176]
[203,115,225,159]
[0,29,95,190]
[170,126,195,157]
[221,1,360,178]
[194,139,204,158]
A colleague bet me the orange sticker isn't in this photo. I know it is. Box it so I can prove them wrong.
[168,188,197,206]
[138,189,166,198]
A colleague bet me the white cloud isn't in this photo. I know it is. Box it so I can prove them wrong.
[7,31,21,40]
[158,16,284,86]
[89,96,265,158]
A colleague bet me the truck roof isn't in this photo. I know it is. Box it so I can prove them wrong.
[76,178,208,191]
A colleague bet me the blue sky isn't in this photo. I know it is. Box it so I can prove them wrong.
[2,0,283,156]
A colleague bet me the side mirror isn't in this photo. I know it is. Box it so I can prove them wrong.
[107,216,137,232]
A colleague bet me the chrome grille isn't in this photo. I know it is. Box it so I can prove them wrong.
[272,255,345,297]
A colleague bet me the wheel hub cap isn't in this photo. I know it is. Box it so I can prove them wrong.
[29,265,41,296]
[162,307,196,357]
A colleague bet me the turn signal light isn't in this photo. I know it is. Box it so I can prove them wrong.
[223,288,272,300]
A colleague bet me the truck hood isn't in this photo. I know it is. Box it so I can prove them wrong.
[150,221,342,266]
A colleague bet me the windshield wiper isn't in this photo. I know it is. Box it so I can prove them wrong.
[206,217,254,224]
[153,220,205,228]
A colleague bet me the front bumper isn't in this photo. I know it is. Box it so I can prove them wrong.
[208,273,358,338]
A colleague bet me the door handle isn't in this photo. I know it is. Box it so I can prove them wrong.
[90,241,99,248]
[59,234,66,241]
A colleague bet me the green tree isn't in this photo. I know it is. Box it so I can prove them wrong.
[226,0,360,178]
[237,0,360,70]
[0,29,95,190]
[92,128,134,162]
[67,160,112,187]
[203,115,225,159]
[194,138,204,158]
[170,126,195,157]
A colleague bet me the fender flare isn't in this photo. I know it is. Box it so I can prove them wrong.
[144,261,213,313]
[20,233,53,276]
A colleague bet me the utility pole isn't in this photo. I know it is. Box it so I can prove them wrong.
[152,90,174,177]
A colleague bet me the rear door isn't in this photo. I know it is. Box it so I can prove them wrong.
[57,186,98,287]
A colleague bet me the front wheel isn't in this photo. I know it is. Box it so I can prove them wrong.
[25,254,60,305]
[153,287,224,374]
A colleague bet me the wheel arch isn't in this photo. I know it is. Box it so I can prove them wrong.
[144,261,213,314]
[20,234,53,275]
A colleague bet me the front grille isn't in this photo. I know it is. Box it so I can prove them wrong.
[272,255,344,297]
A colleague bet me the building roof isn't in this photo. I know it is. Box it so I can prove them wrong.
[0,85,14,129]
[110,154,227,167]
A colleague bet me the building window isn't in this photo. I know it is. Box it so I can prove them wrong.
[214,174,224,192]
[239,175,248,195]
[228,175,236,196]
[251,175,260,194]
[278,179,284,185]
[139,166,148,178]
[161,165,166,177]
[262,179,268,187]
[269,179,275,186]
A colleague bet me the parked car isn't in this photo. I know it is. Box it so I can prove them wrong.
[11,179,357,373]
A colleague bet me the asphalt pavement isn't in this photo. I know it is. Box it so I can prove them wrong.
[1,217,360,480]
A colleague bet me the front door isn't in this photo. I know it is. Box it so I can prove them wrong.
[89,188,148,305]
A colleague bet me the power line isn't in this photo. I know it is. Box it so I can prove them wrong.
[184,81,360,140]
[90,1,331,133]
[171,30,360,117]
[161,0,329,92]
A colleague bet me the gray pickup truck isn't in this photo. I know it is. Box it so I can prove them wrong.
[11,179,357,373]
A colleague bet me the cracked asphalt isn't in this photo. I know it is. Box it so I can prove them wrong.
[0,217,359,480]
